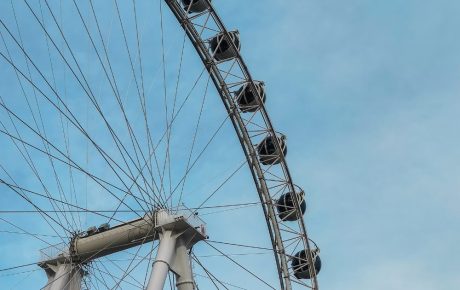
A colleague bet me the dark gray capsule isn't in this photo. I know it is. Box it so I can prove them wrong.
[209,31,241,61]
[257,135,287,165]
[292,249,322,279]
[181,0,210,13]
[277,191,306,221]
[236,82,266,113]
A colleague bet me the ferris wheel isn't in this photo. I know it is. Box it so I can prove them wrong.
[0,1,321,289]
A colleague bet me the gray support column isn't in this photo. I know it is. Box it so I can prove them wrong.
[43,263,82,290]
[48,263,70,290]
[146,230,177,290]
[68,267,83,290]
[174,239,195,290]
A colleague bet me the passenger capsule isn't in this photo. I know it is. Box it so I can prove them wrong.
[292,249,322,279]
[277,190,306,221]
[257,135,287,165]
[209,31,241,61]
[236,82,266,113]
[181,0,210,13]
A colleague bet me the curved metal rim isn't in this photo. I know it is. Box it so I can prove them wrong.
[164,1,319,289]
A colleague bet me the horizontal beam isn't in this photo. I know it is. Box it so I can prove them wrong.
[39,210,206,266]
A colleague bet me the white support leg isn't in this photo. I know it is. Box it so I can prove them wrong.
[43,263,82,290]
[146,230,177,290]
[174,239,195,290]
[68,267,83,290]
[46,263,70,290]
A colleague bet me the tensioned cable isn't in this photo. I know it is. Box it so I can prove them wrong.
[192,253,229,290]
[0,101,150,217]
[176,76,211,210]
[191,160,248,214]
[0,201,261,214]
[20,0,158,212]
[40,0,84,229]
[0,172,73,238]
[204,241,276,290]
[1,14,77,234]
[73,0,163,207]
[132,0,162,203]
[44,0,159,210]
[0,98,73,238]
[157,0,170,204]
[0,29,152,217]
[0,179,152,228]
[0,263,37,272]
[109,224,157,290]
[164,115,231,203]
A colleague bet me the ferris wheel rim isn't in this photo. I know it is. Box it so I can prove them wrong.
[164,0,319,289]
[0,0,320,289]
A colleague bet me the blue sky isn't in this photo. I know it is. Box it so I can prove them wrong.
[1,0,460,289]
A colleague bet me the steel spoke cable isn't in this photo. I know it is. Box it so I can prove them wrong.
[164,30,188,209]
[100,257,145,289]
[108,234,159,290]
[0,176,74,238]
[191,159,247,214]
[0,123,150,215]
[0,100,152,217]
[21,0,157,211]
[0,201,261,214]
[157,0,171,204]
[86,0,160,206]
[0,268,40,278]
[0,24,154,215]
[0,178,154,230]
[198,203,259,216]
[91,263,113,290]
[37,0,83,231]
[109,66,208,212]
[0,217,66,255]
[207,240,275,252]
[113,0,152,172]
[0,102,74,237]
[0,229,61,238]
[204,241,276,290]
[112,0,159,199]
[97,259,142,289]
[176,75,211,210]
[8,269,36,290]
[0,122,74,241]
[92,263,143,289]
[73,0,163,207]
[42,0,159,209]
[0,31,76,235]
[192,254,229,290]
[164,114,230,204]
[0,263,37,273]
[131,0,161,198]
[109,232,156,290]
[10,0,80,232]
